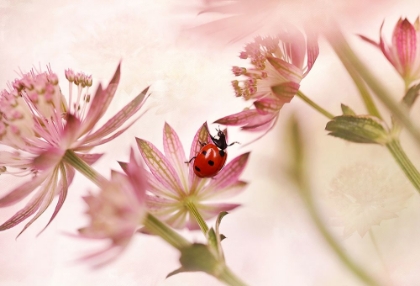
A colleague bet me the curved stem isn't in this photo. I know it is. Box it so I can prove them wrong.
[296,90,335,119]
[386,139,420,192]
[62,149,107,186]
[143,213,190,250]
[218,264,248,286]
[184,200,209,235]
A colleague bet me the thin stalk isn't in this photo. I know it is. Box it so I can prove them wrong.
[296,90,335,119]
[143,213,190,250]
[217,264,248,286]
[185,200,209,235]
[62,149,107,186]
[331,47,382,119]
[325,27,420,146]
[386,139,420,192]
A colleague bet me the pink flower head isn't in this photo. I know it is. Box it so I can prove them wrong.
[78,149,147,266]
[136,122,249,230]
[0,63,149,235]
[360,17,420,85]
[215,28,318,134]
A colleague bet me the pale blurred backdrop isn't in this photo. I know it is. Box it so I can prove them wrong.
[1,0,420,285]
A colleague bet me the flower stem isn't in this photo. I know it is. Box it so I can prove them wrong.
[330,45,382,119]
[296,90,335,119]
[217,264,248,286]
[287,115,379,286]
[386,139,420,192]
[62,149,107,186]
[143,213,190,250]
[325,26,420,147]
[184,200,209,235]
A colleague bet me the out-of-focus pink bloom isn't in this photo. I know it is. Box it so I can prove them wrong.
[78,149,147,266]
[136,122,249,230]
[215,30,318,133]
[360,17,420,85]
[0,63,149,235]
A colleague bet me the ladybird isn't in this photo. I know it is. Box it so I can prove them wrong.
[188,129,238,178]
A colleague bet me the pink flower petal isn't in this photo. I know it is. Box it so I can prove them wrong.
[271,81,300,102]
[136,138,183,196]
[123,149,147,202]
[76,153,104,165]
[79,63,121,137]
[254,98,286,115]
[200,180,248,201]
[188,123,211,189]
[304,31,319,76]
[393,18,417,76]
[32,147,65,170]
[163,123,188,185]
[206,152,250,191]
[198,203,241,220]
[62,113,82,149]
[0,172,49,207]
[266,56,303,83]
[82,86,149,145]
[215,109,266,126]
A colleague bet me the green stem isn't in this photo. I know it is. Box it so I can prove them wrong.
[218,264,248,286]
[287,115,379,286]
[143,213,190,250]
[296,90,335,119]
[62,149,107,186]
[386,139,420,192]
[330,46,382,119]
[184,200,209,235]
[325,27,420,147]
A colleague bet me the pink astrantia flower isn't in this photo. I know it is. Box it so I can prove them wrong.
[215,29,318,134]
[136,122,249,230]
[0,63,149,235]
[360,17,420,85]
[78,149,147,266]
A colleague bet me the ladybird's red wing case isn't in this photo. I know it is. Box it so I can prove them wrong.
[193,144,227,178]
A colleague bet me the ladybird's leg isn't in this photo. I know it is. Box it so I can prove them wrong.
[227,141,240,147]
[185,156,196,164]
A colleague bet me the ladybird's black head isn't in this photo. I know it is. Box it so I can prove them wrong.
[210,129,228,150]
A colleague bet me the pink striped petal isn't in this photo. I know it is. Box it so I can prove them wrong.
[16,168,60,237]
[82,86,149,144]
[304,30,319,76]
[271,81,300,102]
[136,138,183,196]
[241,116,276,132]
[123,148,147,202]
[393,18,417,76]
[76,153,104,165]
[0,172,49,207]
[32,147,64,170]
[0,151,32,168]
[280,27,306,70]
[206,152,250,191]
[163,123,188,183]
[79,63,121,137]
[379,22,396,66]
[200,180,248,201]
[215,109,266,126]
[62,113,82,149]
[254,98,285,115]
[266,56,303,83]
[199,203,241,220]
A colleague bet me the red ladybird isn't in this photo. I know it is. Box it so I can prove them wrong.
[188,129,238,178]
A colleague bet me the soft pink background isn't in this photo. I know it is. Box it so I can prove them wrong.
[1,0,420,285]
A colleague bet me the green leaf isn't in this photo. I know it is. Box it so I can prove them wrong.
[340,104,356,115]
[325,115,389,144]
[402,83,420,109]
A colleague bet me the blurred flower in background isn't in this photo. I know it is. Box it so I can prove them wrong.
[326,162,414,239]
[78,149,147,266]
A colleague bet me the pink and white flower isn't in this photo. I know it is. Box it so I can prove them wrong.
[360,17,420,85]
[78,149,147,266]
[136,122,249,230]
[215,29,318,134]
[0,63,149,235]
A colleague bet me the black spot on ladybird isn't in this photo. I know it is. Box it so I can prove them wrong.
[219,150,225,157]
[208,160,214,166]
[202,150,207,155]
[195,166,201,172]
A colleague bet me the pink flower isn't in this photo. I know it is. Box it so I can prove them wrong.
[136,122,249,230]
[360,17,420,85]
[78,149,147,266]
[0,63,149,235]
[215,29,318,134]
